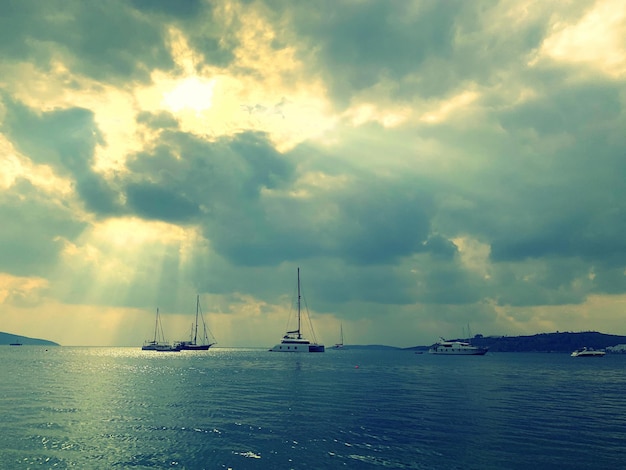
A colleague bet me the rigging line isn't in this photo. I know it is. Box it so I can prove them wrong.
[198,300,213,341]
[301,295,319,343]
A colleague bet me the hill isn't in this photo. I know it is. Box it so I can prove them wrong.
[340,344,401,351]
[0,332,60,346]
[417,331,626,353]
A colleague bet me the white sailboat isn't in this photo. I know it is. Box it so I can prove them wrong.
[333,323,344,349]
[142,308,180,352]
[175,295,216,351]
[269,268,325,353]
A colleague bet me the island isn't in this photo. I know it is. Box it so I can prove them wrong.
[406,331,626,353]
[0,331,60,346]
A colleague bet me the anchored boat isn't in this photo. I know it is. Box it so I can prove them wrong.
[571,347,605,357]
[270,268,324,353]
[429,338,488,355]
[175,295,216,351]
[142,308,180,352]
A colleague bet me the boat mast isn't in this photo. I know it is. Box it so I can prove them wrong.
[194,295,200,345]
[153,308,159,343]
[297,267,302,339]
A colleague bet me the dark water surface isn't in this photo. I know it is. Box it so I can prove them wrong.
[1,347,625,469]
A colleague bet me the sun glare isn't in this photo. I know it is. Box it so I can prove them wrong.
[93,217,190,247]
[162,77,216,113]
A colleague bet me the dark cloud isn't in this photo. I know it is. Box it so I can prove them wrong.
[499,80,622,136]
[129,0,204,18]
[0,181,85,277]
[0,0,174,82]
[1,97,102,173]
[274,0,572,107]
[283,0,459,104]
[125,183,200,223]
[136,111,179,130]
[130,0,236,69]
[1,96,121,217]
[0,0,54,60]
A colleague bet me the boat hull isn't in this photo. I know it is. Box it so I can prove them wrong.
[429,348,488,355]
[177,343,213,351]
[429,340,488,355]
[270,342,325,352]
[142,342,180,352]
[571,349,605,357]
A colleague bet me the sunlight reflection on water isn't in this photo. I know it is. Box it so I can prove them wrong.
[1,347,626,469]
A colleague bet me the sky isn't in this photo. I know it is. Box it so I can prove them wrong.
[1,0,626,347]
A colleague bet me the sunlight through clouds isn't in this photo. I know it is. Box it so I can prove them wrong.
[538,0,626,77]
[0,136,73,195]
[52,218,203,312]
[452,237,492,280]
[162,76,216,113]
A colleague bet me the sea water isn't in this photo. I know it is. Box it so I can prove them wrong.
[1,347,625,469]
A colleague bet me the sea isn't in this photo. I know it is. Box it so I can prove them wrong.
[1,347,625,470]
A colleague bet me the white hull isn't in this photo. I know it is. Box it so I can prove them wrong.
[142,341,180,352]
[429,348,487,355]
[142,308,179,351]
[270,339,325,352]
[429,339,488,355]
[571,348,605,357]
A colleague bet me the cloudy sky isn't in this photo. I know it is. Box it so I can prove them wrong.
[1,0,625,347]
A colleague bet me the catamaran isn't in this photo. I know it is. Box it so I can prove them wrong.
[269,268,325,353]
[175,295,216,351]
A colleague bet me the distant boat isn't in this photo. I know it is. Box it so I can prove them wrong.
[571,347,605,357]
[269,268,325,353]
[142,308,180,352]
[333,323,344,349]
[175,295,217,351]
[429,338,488,355]
[9,337,23,346]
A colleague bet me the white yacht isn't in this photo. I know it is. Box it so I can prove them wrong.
[571,347,605,357]
[429,338,488,355]
[270,268,325,353]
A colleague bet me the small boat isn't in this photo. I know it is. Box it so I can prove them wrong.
[270,268,325,353]
[429,338,488,355]
[142,308,180,352]
[10,335,23,346]
[571,347,605,357]
[175,295,217,351]
[333,323,344,349]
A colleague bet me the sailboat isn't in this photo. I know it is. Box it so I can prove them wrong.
[175,295,216,351]
[269,268,325,352]
[142,308,180,352]
[333,323,344,349]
